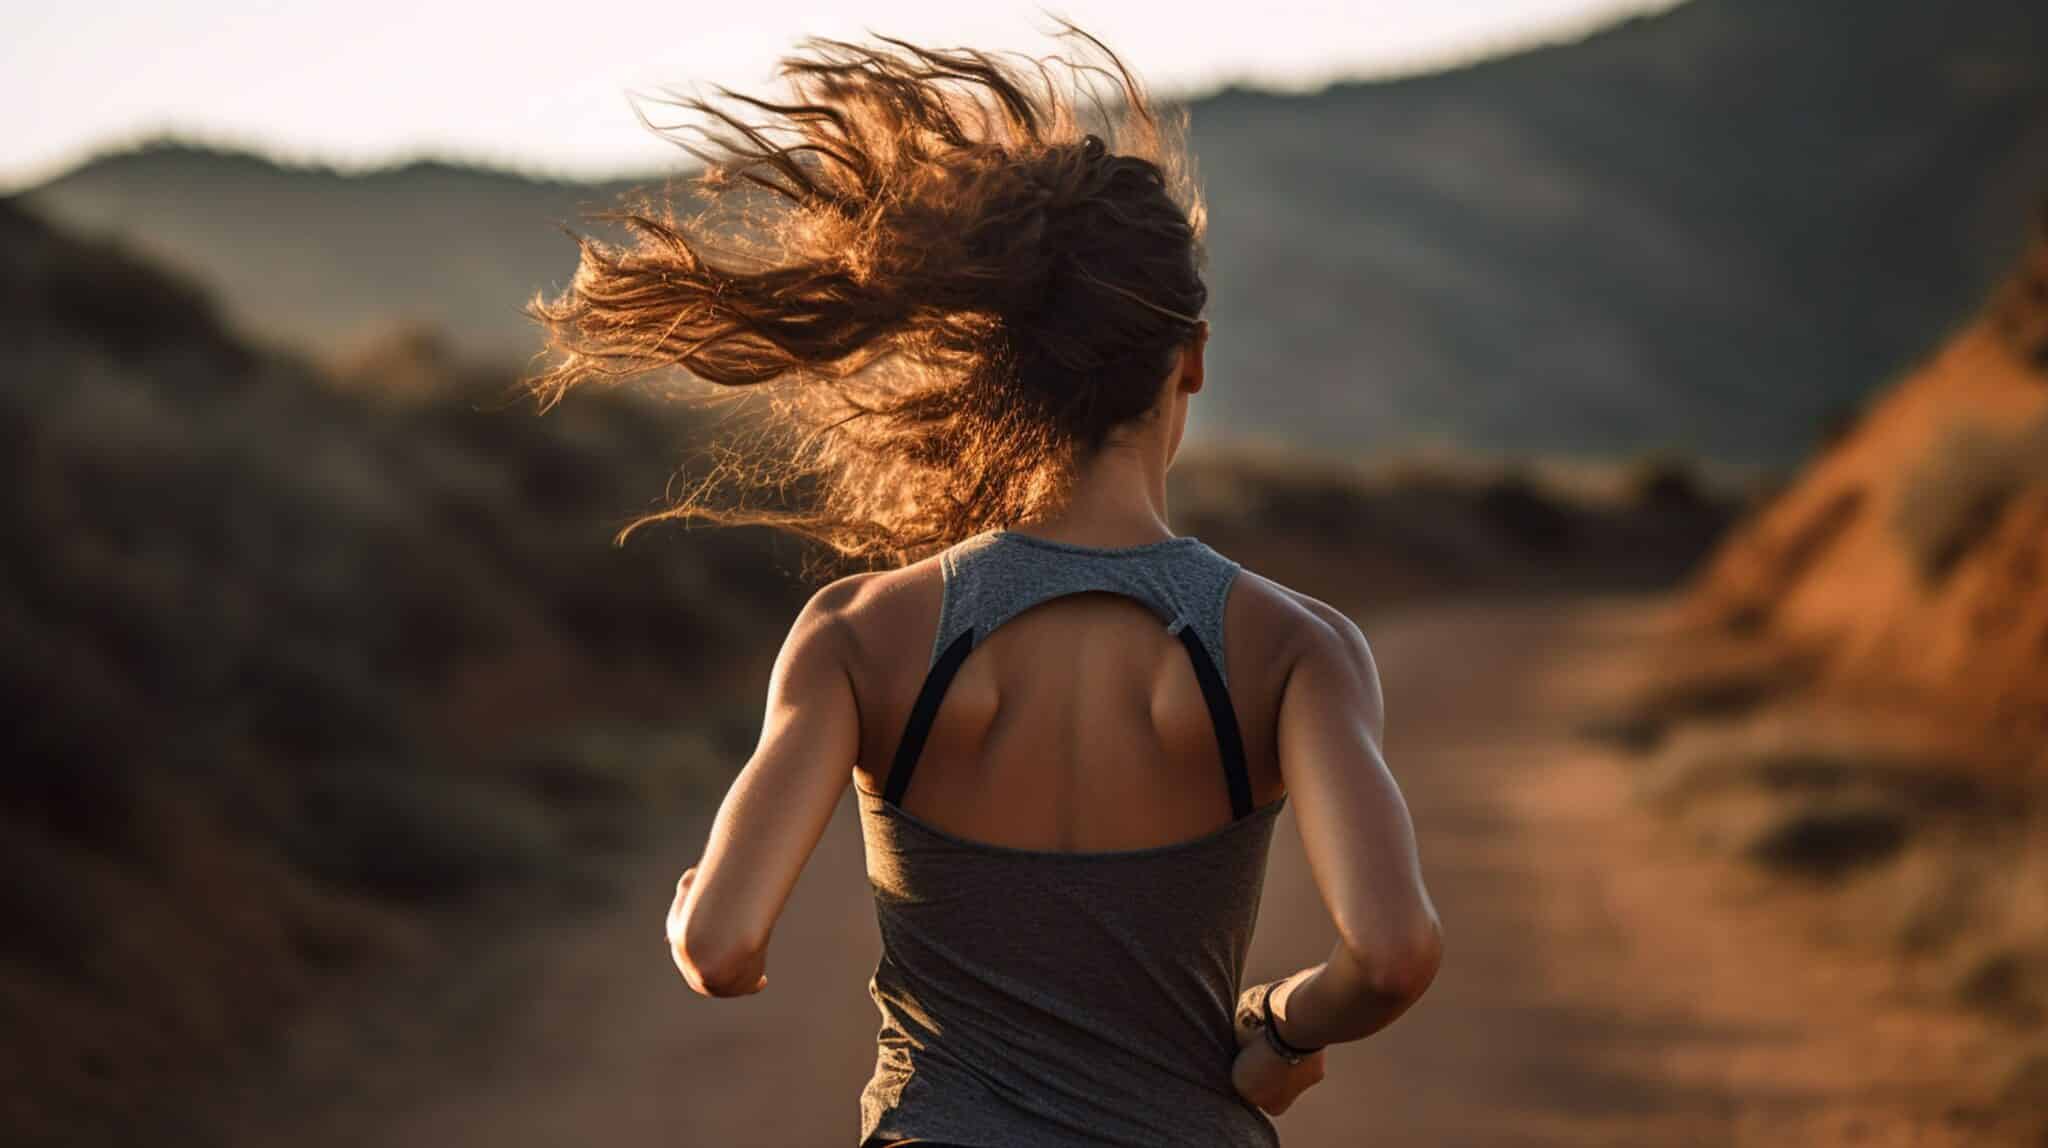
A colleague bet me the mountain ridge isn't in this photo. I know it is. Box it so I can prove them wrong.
[16,0,2047,466]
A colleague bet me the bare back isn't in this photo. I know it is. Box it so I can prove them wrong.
[841,530,1317,853]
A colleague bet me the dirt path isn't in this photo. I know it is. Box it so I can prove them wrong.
[230,597,2004,1146]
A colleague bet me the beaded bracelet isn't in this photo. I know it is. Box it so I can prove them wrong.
[1260,980,1324,1064]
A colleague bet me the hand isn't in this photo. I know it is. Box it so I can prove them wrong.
[1230,979,1326,1116]
[666,866,768,996]
[1232,1034,1326,1116]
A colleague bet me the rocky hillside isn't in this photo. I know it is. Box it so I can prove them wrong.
[1686,201,2048,762]
[0,196,807,1141]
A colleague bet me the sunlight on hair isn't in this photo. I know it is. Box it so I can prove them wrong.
[525,22,1209,565]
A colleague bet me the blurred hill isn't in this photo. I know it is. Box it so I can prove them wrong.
[0,195,809,1139]
[16,0,2048,467]
[1687,200,2048,755]
[15,146,651,372]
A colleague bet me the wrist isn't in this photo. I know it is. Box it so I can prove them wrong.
[1260,977,1324,1063]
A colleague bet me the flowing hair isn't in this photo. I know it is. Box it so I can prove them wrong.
[524,22,1208,565]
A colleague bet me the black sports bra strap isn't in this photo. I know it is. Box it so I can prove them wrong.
[880,622,1255,821]
[881,629,976,807]
[1177,626,1256,820]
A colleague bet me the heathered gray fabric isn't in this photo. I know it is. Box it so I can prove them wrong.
[855,529,1286,1148]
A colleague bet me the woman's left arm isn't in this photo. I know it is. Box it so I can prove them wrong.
[665,581,863,997]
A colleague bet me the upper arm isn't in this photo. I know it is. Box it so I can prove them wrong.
[1274,601,1439,962]
[677,576,865,964]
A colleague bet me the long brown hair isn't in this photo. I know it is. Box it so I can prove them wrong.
[524,23,1208,565]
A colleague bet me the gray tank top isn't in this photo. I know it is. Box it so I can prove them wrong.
[856,528,1287,1148]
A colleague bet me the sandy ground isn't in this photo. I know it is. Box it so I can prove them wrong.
[220,597,2021,1147]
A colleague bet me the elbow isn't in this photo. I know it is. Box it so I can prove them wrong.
[1343,910,1443,1006]
[677,915,769,998]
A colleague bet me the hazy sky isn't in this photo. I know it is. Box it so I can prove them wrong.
[5,0,1679,190]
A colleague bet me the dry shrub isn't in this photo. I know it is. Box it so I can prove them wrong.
[286,765,562,904]
[1745,801,1911,879]
[1940,823,2048,1024]
[1582,642,1813,755]
[1892,414,2048,582]
[1630,692,2048,1042]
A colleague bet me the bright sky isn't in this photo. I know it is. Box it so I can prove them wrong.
[3,0,1680,191]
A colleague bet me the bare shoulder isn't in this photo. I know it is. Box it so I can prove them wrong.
[1227,570,1376,675]
[788,553,946,665]
[1224,569,1383,743]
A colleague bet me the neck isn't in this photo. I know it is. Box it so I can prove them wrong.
[1014,423,1175,547]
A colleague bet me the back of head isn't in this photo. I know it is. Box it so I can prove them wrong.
[526,23,1208,565]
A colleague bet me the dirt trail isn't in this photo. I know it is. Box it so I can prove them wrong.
[229,598,2001,1147]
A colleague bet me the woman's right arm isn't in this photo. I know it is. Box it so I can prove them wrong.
[1259,602,1442,1050]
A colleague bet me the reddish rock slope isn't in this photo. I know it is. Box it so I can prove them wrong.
[1687,206,2048,762]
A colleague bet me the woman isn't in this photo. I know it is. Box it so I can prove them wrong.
[528,25,1442,1147]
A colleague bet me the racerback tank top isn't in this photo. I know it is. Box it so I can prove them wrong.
[855,528,1288,1148]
